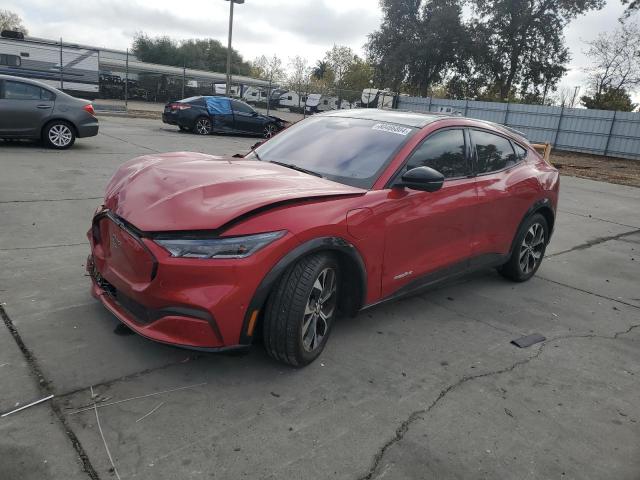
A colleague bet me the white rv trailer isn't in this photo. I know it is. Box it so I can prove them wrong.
[0,34,99,95]
[243,86,269,103]
[213,83,242,97]
[304,94,351,113]
[361,88,395,109]
[278,91,307,112]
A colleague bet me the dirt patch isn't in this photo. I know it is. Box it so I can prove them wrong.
[551,151,640,188]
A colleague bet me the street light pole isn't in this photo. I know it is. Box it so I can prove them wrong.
[225,0,244,97]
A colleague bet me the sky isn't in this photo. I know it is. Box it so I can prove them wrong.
[3,0,637,100]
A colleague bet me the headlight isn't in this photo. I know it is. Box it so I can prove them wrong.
[155,231,286,259]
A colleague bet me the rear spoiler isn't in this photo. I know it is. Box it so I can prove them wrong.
[531,143,552,165]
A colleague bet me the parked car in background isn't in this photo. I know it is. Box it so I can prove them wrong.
[88,109,559,367]
[162,96,287,138]
[0,74,99,149]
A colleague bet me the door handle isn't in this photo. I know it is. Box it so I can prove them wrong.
[36,105,52,109]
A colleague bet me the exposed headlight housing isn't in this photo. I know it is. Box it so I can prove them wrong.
[155,231,286,259]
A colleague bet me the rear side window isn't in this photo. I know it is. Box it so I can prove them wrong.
[472,130,518,173]
[232,100,254,114]
[513,143,527,160]
[4,81,43,100]
[41,89,55,101]
[406,129,469,178]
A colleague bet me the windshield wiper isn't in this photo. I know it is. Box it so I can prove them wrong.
[269,161,323,178]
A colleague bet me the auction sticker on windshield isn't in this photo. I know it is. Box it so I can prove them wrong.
[372,123,412,136]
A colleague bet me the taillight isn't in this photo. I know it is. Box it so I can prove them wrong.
[176,103,191,110]
[83,104,95,116]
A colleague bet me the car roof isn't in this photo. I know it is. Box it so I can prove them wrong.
[0,74,59,91]
[322,108,451,128]
[321,108,530,143]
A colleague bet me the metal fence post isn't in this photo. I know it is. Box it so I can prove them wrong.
[59,37,64,90]
[182,64,186,99]
[464,99,469,117]
[427,96,432,113]
[553,105,565,148]
[504,101,510,125]
[266,80,272,117]
[125,49,129,111]
[603,110,617,157]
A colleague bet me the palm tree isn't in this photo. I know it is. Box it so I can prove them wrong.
[313,60,329,80]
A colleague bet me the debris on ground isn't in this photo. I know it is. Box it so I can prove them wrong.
[511,333,546,348]
[1,394,54,417]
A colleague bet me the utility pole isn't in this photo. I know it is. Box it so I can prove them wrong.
[225,0,245,96]
[125,48,129,110]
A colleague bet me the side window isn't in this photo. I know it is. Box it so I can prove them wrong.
[513,143,527,160]
[472,130,518,173]
[4,81,42,100]
[231,100,254,114]
[41,89,55,101]
[406,129,468,179]
[0,54,21,67]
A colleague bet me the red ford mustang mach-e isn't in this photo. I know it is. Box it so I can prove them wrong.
[88,109,559,366]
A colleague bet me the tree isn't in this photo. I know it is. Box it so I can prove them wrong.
[312,60,330,80]
[367,0,466,95]
[325,45,356,88]
[287,56,311,109]
[468,0,603,101]
[581,86,637,111]
[583,24,640,100]
[621,0,639,17]
[341,57,374,103]
[132,33,250,75]
[250,54,285,85]
[0,9,28,34]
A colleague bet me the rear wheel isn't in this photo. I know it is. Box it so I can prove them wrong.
[193,117,212,135]
[263,253,339,367]
[43,121,75,149]
[499,213,548,282]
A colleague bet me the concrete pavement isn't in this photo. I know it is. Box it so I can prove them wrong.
[0,116,638,479]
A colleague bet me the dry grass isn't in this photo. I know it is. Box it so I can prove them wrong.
[550,151,640,188]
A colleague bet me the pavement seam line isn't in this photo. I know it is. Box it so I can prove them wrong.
[0,197,102,204]
[0,305,101,480]
[357,326,639,480]
[536,276,640,310]
[558,209,640,230]
[547,228,640,258]
[0,242,87,252]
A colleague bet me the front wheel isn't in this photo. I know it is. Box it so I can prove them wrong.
[263,123,277,139]
[499,213,548,282]
[43,121,75,149]
[263,253,339,367]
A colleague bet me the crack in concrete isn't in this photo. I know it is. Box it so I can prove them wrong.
[0,242,87,252]
[547,228,640,258]
[357,325,640,480]
[0,197,102,204]
[99,132,160,153]
[0,305,100,480]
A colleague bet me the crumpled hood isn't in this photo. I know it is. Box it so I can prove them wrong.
[104,152,364,232]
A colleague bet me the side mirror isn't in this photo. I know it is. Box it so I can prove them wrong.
[398,166,444,192]
[251,111,258,116]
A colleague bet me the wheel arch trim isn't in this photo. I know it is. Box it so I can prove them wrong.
[238,236,367,345]
[509,197,555,257]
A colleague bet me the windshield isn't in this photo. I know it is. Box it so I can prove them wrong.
[247,116,417,189]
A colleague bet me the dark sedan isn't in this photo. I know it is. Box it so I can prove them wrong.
[162,96,286,138]
[0,74,99,149]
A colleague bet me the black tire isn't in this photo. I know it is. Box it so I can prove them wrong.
[263,253,339,367]
[193,116,212,135]
[43,121,76,149]
[499,213,549,282]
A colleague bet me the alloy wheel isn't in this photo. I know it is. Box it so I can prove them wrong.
[519,222,545,274]
[48,124,73,147]
[301,267,337,353]
[264,124,277,139]
[195,118,212,135]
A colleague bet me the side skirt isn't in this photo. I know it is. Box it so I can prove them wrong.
[361,253,509,311]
